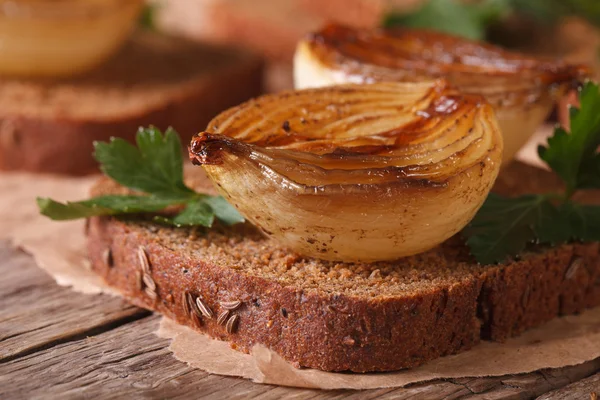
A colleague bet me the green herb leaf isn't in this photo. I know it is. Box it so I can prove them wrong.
[508,0,566,23]
[383,0,511,40]
[173,200,215,227]
[466,81,600,264]
[383,0,600,41]
[464,193,600,264]
[463,194,600,264]
[532,200,571,245]
[511,0,600,27]
[560,202,600,241]
[203,196,245,225]
[567,0,600,26]
[38,127,245,228]
[153,196,245,227]
[94,127,195,199]
[37,195,178,220]
[151,200,215,228]
[538,82,600,195]
[138,3,157,31]
[165,199,215,227]
[463,194,553,264]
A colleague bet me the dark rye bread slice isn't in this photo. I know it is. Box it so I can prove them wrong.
[0,31,262,175]
[86,162,600,372]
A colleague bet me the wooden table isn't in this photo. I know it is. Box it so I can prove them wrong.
[1,240,598,399]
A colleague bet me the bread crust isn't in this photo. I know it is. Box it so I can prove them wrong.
[85,163,600,372]
[0,33,263,175]
[87,216,482,372]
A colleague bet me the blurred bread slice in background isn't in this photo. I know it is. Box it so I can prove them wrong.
[0,32,263,175]
[157,0,323,92]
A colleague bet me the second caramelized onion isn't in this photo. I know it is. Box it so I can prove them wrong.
[294,24,590,163]
[190,81,503,262]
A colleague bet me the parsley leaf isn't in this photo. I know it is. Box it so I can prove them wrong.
[94,127,195,199]
[465,81,600,264]
[153,197,244,228]
[37,196,179,220]
[138,3,157,31]
[532,200,570,245]
[463,194,553,264]
[203,196,245,225]
[560,202,600,242]
[538,82,600,195]
[383,0,600,41]
[383,0,511,40]
[172,200,215,227]
[38,127,244,228]
[568,0,600,26]
[511,0,600,27]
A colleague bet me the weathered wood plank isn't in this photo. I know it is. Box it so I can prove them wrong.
[0,240,149,361]
[1,240,600,399]
[2,308,597,400]
[0,314,468,400]
[0,316,300,399]
[537,372,600,400]
[442,360,600,400]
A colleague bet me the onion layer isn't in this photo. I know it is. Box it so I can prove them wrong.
[294,24,590,163]
[190,81,503,262]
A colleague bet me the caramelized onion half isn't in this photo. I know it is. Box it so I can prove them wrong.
[190,81,503,262]
[294,24,590,162]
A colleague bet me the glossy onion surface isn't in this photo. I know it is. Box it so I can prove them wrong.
[0,0,143,77]
[294,24,590,162]
[190,82,503,262]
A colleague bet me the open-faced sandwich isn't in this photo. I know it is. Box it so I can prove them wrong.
[38,26,600,373]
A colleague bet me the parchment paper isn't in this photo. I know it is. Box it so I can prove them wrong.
[157,308,600,390]
[0,172,114,294]
[1,158,599,390]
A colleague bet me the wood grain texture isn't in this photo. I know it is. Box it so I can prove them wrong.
[537,372,600,400]
[1,240,599,399]
[0,241,149,362]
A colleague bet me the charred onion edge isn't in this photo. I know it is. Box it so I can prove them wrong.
[189,132,483,192]
[189,81,502,195]
[304,23,591,101]
[189,132,497,194]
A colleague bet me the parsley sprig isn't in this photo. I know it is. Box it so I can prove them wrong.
[37,127,244,228]
[383,0,600,41]
[383,0,510,40]
[464,81,600,265]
